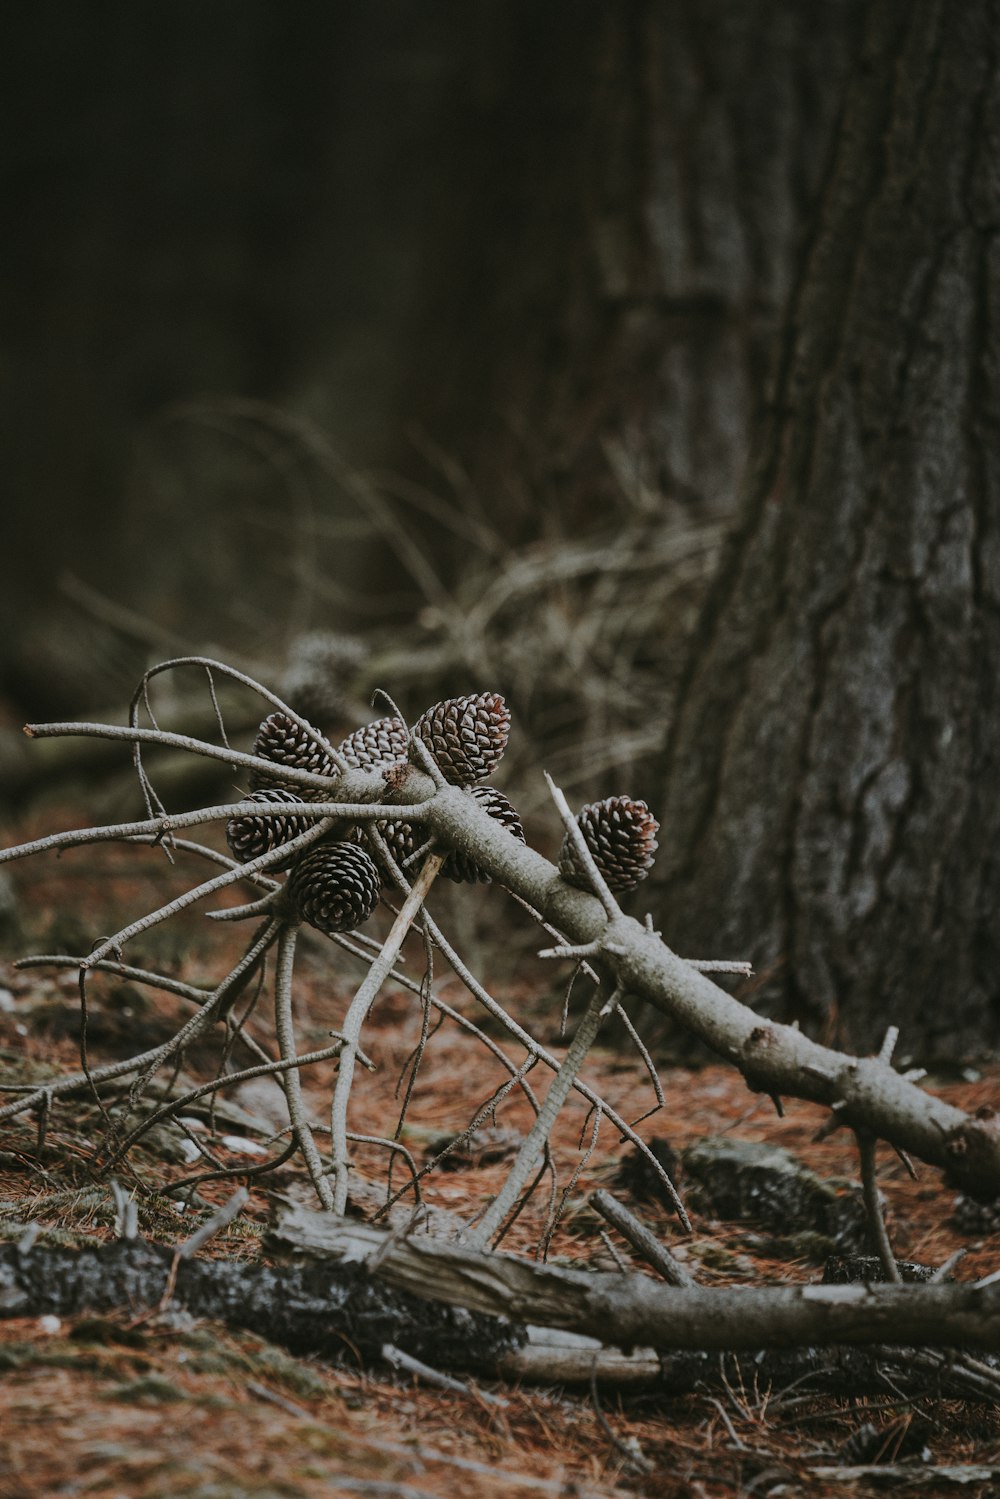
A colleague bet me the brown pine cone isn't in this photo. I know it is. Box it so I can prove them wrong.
[441,787,525,884]
[288,843,382,935]
[559,796,659,894]
[413,692,510,786]
[336,715,409,771]
[373,818,426,871]
[248,712,336,791]
[226,789,317,870]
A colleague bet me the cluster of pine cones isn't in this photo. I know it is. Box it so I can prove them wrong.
[226,691,658,938]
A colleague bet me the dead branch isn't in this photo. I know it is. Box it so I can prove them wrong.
[588,1190,696,1288]
[269,1206,1000,1353]
[7,685,1000,1211]
[4,1228,1000,1404]
[389,776,1000,1198]
[506,1333,1000,1402]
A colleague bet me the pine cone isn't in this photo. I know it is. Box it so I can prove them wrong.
[336,715,409,771]
[248,712,336,791]
[441,787,525,884]
[288,843,382,935]
[413,692,510,786]
[559,796,659,894]
[376,819,427,871]
[226,788,317,870]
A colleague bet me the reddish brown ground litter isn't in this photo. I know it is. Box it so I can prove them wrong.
[2,815,1000,1496]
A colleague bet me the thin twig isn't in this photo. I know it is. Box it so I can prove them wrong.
[102,1041,347,1170]
[544,771,620,921]
[82,822,332,968]
[614,1000,665,1110]
[127,652,350,772]
[273,922,334,1210]
[466,986,611,1249]
[26,720,336,790]
[684,959,754,977]
[381,1343,508,1406]
[589,1363,654,1474]
[177,1187,249,1258]
[857,1131,902,1283]
[1,922,280,1124]
[589,1189,696,1288]
[540,1103,603,1260]
[330,929,546,1121]
[329,853,445,1214]
[99,919,281,1152]
[158,1137,299,1197]
[420,910,688,1226]
[0,795,431,868]
[372,1056,538,1222]
[14,954,214,1006]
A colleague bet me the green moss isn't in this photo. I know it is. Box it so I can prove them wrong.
[103,1374,188,1404]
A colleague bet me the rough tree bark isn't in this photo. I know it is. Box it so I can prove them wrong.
[404,0,865,540]
[654,1,1000,1053]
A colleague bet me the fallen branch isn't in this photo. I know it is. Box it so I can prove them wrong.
[0,1235,518,1374]
[4,1230,1000,1404]
[506,1333,1000,1402]
[809,1465,1000,1488]
[268,1206,1000,1353]
[8,687,1000,1203]
[372,773,1000,1198]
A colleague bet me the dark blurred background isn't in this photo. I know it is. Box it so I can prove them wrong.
[5,3,998,1056]
[0,0,860,738]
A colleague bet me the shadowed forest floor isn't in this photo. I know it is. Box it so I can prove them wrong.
[2,808,1000,1497]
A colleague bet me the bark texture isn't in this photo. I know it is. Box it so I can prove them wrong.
[4,1235,998,1401]
[405,0,865,540]
[655,1,1000,1052]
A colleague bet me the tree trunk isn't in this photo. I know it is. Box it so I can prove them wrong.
[402,0,865,543]
[654,1,1000,1054]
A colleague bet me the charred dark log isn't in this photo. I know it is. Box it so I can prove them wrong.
[4,1230,1000,1404]
[0,1235,521,1373]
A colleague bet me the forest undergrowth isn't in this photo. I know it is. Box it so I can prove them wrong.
[3,815,1000,1498]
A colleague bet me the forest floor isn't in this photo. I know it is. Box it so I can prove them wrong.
[2,807,1000,1498]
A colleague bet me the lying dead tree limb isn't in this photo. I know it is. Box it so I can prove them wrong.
[4,1226,1000,1405]
[11,659,1000,1463]
[8,716,1000,1196]
[410,780,1000,1198]
[0,1234,520,1376]
[5,663,1000,1233]
[269,1206,1000,1354]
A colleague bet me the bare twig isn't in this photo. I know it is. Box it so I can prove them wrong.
[273,923,334,1210]
[177,1187,249,1258]
[329,853,445,1214]
[419,909,688,1224]
[0,795,430,870]
[381,1343,507,1406]
[102,1040,348,1171]
[589,1190,696,1288]
[466,986,612,1249]
[857,1132,902,1284]
[544,771,620,921]
[589,1362,654,1474]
